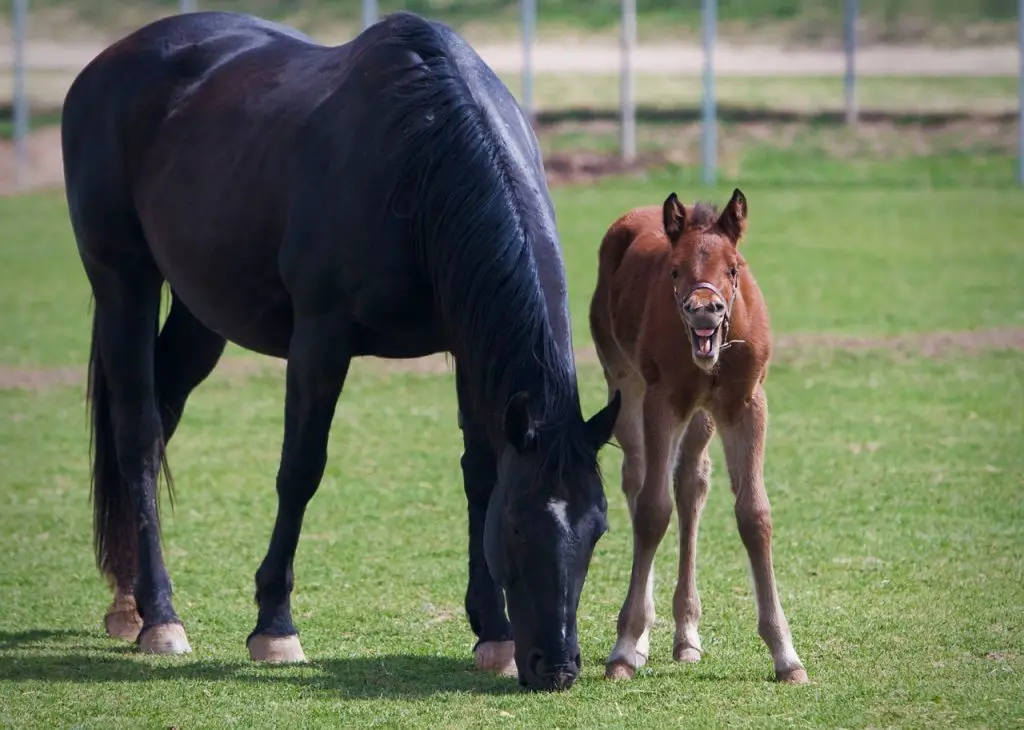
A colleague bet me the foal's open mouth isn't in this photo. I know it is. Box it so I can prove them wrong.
[689,325,722,363]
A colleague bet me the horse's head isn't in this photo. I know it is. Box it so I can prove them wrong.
[663,188,748,373]
[484,390,621,692]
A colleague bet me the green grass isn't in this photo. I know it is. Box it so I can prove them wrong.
[0,156,1022,726]
[9,0,1020,45]
[2,166,1023,368]
[1,352,1022,727]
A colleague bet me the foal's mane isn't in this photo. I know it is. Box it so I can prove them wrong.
[686,202,720,230]
[373,15,591,467]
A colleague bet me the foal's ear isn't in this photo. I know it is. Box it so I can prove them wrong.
[663,192,686,243]
[504,392,537,453]
[585,390,622,450]
[717,188,748,244]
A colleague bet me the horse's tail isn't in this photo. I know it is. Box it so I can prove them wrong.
[86,302,173,588]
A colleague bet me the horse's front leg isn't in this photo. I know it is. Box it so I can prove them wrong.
[456,372,516,677]
[247,312,351,662]
[718,386,808,684]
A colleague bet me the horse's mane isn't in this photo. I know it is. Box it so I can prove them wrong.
[374,15,590,463]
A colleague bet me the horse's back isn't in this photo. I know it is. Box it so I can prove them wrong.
[61,13,342,355]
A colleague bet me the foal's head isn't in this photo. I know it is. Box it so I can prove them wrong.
[664,188,749,372]
[485,391,620,692]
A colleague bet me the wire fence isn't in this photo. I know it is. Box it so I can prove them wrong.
[3,0,1022,191]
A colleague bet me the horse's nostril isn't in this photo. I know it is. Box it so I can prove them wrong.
[528,649,545,679]
[574,650,582,670]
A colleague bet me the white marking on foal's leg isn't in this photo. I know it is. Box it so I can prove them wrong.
[606,569,655,678]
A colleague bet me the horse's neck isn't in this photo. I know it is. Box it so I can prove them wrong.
[457,286,580,443]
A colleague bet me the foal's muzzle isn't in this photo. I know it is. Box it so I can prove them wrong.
[676,282,731,368]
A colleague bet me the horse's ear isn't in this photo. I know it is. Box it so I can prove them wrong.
[717,188,748,244]
[504,392,537,453]
[663,192,686,244]
[585,390,621,450]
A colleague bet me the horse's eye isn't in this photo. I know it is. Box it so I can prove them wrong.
[670,269,678,279]
[728,267,738,278]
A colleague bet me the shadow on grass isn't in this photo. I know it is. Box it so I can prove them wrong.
[0,629,519,698]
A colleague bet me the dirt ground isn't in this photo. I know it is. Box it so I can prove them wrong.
[2,327,1022,392]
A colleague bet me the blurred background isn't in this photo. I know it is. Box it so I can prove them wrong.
[1,0,1020,194]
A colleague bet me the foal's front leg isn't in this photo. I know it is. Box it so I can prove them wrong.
[671,410,715,663]
[606,389,685,679]
[247,314,351,662]
[718,386,808,684]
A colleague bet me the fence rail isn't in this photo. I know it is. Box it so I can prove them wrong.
[7,0,1024,190]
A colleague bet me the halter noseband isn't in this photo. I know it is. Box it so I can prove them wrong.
[673,276,743,351]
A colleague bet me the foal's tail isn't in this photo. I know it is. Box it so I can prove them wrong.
[86,303,173,588]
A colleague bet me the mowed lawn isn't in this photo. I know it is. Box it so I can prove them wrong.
[0,172,1022,728]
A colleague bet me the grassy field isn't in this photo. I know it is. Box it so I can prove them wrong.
[8,0,1021,45]
[1,156,1022,727]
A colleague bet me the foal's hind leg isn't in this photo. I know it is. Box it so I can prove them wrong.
[671,410,715,663]
[457,370,515,677]
[89,268,191,654]
[606,384,685,680]
[103,294,226,643]
[248,312,351,663]
[718,387,808,684]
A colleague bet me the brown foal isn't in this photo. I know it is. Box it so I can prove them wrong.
[588,188,808,684]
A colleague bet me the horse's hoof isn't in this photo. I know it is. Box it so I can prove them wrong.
[138,623,192,655]
[776,666,810,684]
[104,595,143,642]
[248,634,306,663]
[474,640,517,678]
[673,645,702,663]
[605,659,636,680]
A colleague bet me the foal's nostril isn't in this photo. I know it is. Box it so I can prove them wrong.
[710,299,725,313]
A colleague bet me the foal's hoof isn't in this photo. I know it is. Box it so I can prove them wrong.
[104,595,143,643]
[138,623,192,655]
[604,659,636,681]
[248,634,306,663]
[474,640,517,678]
[776,666,810,684]
[673,644,702,663]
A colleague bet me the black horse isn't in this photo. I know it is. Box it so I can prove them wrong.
[61,10,621,692]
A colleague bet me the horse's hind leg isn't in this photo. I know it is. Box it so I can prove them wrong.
[86,260,191,654]
[247,311,351,663]
[718,386,808,684]
[671,410,715,663]
[104,294,226,642]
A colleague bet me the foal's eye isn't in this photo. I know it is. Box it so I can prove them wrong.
[728,266,738,278]
[670,270,678,280]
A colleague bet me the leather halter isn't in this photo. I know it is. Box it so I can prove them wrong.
[673,276,742,350]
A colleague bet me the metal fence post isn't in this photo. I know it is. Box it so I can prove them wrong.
[362,0,378,30]
[844,0,859,126]
[12,0,29,191]
[1019,0,1023,185]
[701,0,717,185]
[619,0,637,163]
[521,0,536,119]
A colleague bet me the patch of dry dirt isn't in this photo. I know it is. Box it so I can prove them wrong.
[3,327,1022,392]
